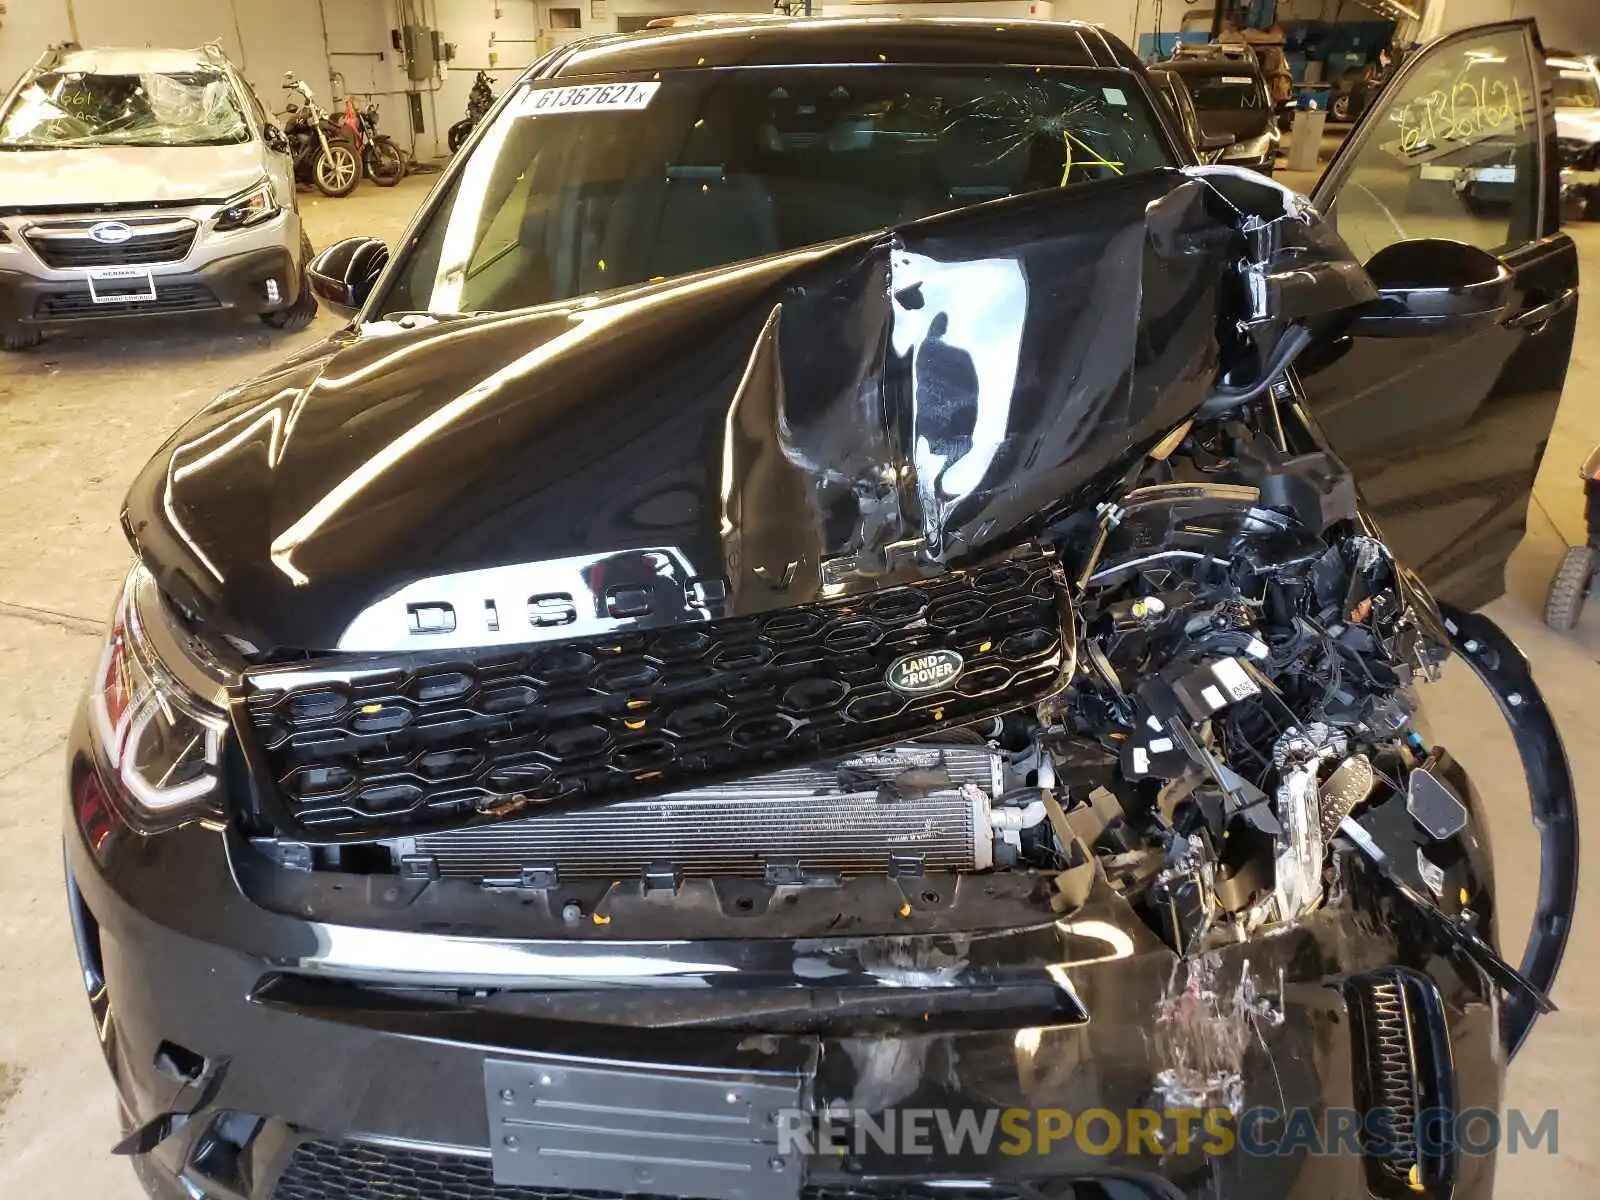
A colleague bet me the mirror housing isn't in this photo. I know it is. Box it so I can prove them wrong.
[1350,239,1514,337]
[307,237,389,320]
[1199,131,1236,152]
[261,122,289,155]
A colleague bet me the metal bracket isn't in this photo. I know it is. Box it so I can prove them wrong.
[486,1055,804,1200]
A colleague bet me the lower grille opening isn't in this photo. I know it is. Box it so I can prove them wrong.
[270,1138,1158,1200]
[1346,968,1455,1199]
[190,1111,267,1196]
[34,283,219,319]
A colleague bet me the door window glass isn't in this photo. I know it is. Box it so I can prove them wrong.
[1323,28,1540,261]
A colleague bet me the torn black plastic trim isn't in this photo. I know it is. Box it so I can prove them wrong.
[1439,604,1579,1058]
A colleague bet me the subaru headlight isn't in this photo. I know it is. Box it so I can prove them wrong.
[88,563,232,822]
[214,178,280,232]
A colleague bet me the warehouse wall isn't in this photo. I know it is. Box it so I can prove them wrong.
[1422,0,1600,50]
[1066,0,1142,46]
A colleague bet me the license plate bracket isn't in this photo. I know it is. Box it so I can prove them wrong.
[485,1055,805,1200]
[87,266,157,304]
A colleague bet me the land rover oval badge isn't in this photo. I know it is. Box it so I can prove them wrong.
[886,649,964,696]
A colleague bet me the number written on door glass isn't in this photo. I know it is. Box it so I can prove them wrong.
[1327,28,1539,260]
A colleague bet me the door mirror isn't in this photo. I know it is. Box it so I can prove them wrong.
[261,123,289,155]
[308,237,389,319]
[1350,239,1514,337]
[1199,131,1235,152]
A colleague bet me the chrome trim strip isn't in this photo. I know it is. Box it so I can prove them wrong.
[294,924,740,987]
[26,218,198,239]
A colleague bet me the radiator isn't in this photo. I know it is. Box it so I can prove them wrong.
[405,744,1005,882]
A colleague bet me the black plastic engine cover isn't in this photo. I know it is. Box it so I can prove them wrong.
[238,547,1072,839]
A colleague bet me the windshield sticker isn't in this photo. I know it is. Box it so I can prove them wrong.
[1102,87,1128,106]
[1221,76,1255,85]
[515,81,660,116]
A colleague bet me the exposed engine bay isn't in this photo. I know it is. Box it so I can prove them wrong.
[1040,391,1464,957]
[190,165,1559,1045]
[272,376,1517,988]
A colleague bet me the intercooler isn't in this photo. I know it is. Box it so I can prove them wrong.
[400,744,1007,882]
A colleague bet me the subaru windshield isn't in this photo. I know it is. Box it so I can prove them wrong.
[0,68,249,149]
[379,66,1176,315]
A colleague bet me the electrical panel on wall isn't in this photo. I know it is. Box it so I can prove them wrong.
[402,24,437,81]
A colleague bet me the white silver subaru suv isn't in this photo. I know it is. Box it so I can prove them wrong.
[0,43,315,350]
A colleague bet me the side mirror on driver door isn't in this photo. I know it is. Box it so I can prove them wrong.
[1350,239,1515,337]
[307,237,389,320]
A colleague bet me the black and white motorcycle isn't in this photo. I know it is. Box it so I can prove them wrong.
[279,73,361,198]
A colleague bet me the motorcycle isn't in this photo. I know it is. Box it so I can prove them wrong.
[280,73,361,198]
[447,69,496,153]
[343,98,406,188]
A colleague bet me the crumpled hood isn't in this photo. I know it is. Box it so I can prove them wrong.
[0,140,262,208]
[123,166,1374,653]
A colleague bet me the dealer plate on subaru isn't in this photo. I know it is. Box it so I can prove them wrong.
[86,266,157,304]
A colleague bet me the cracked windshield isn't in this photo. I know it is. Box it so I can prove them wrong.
[382,66,1174,315]
[0,68,249,148]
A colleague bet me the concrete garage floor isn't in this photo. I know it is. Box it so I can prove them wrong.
[1,166,1598,1197]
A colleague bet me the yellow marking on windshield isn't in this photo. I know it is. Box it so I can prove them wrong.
[1060,131,1124,186]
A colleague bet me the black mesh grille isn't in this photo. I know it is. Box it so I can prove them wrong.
[271,1138,1126,1200]
[1360,979,1417,1182]
[242,549,1069,838]
[1347,969,1451,1199]
[26,224,195,268]
[34,283,218,318]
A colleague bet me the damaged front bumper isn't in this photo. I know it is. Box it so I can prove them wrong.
[1438,607,1578,1056]
[64,611,1574,1200]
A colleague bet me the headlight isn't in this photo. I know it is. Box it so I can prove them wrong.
[1229,132,1274,159]
[214,178,280,232]
[89,564,231,822]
